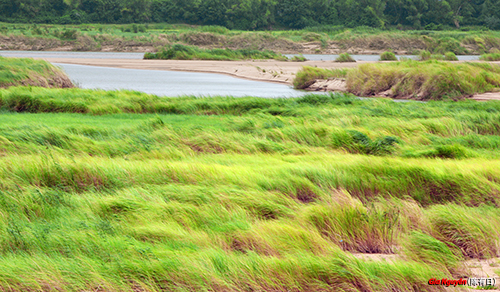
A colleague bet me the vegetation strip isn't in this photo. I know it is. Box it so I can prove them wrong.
[2,23,500,55]
[0,57,73,88]
[1,86,500,289]
[295,60,500,99]
[144,44,289,61]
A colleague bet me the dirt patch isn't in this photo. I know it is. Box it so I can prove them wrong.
[472,92,500,101]
[304,78,347,92]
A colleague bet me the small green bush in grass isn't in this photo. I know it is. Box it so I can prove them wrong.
[379,51,398,61]
[144,44,288,61]
[444,52,458,61]
[419,50,432,61]
[404,231,462,273]
[480,53,500,61]
[293,66,348,89]
[335,53,356,62]
[290,54,307,62]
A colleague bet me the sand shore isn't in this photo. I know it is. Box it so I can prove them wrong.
[34,57,500,100]
[34,57,360,85]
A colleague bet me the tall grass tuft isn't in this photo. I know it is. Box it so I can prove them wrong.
[379,51,398,61]
[0,57,74,88]
[480,53,500,61]
[346,60,500,99]
[335,53,356,62]
[444,52,458,61]
[293,66,348,89]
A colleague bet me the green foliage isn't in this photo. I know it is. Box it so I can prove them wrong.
[480,53,500,61]
[335,53,356,62]
[419,50,432,61]
[345,60,500,99]
[290,54,308,62]
[444,52,458,61]
[379,51,398,61]
[144,44,288,61]
[0,82,499,289]
[0,57,73,88]
[428,205,500,258]
[293,66,348,89]
[404,231,462,272]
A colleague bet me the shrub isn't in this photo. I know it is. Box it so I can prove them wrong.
[293,66,348,89]
[428,205,500,258]
[419,50,431,61]
[345,60,500,99]
[480,53,500,61]
[335,53,356,63]
[290,54,307,62]
[444,52,458,61]
[144,44,288,61]
[404,231,462,272]
[379,51,397,61]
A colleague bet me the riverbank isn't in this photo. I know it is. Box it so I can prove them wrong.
[2,23,500,55]
[30,56,500,100]
[0,56,73,88]
[31,57,360,84]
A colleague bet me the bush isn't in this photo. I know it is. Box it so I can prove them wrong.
[379,51,397,61]
[144,44,288,61]
[444,52,458,61]
[404,231,462,272]
[428,205,500,258]
[335,53,356,63]
[345,60,500,99]
[480,53,500,61]
[293,66,348,89]
[290,54,307,62]
[419,50,431,61]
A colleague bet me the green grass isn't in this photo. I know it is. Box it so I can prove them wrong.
[3,22,500,54]
[346,60,500,99]
[0,57,73,88]
[444,52,459,61]
[335,53,356,62]
[293,66,347,89]
[1,85,500,290]
[143,44,288,61]
[480,53,500,61]
[295,60,500,99]
[380,51,398,61]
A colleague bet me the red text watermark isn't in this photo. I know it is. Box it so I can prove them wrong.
[428,278,496,287]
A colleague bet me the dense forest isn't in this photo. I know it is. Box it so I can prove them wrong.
[1,0,500,30]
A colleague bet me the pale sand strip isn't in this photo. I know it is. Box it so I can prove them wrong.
[33,57,360,85]
[33,57,500,100]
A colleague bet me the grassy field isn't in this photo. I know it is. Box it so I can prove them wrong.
[2,22,500,54]
[295,60,500,99]
[0,57,73,88]
[0,83,500,290]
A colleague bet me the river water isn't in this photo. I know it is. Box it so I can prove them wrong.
[0,51,481,97]
[55,63,307,98]
[1,51,309,97]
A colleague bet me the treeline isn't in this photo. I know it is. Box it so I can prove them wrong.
[1,0,500,30]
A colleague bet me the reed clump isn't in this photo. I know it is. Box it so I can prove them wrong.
[0,57,74,88]
[144,44,288,61]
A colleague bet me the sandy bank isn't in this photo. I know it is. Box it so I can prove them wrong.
[34,57,360,85]
[34,57,500,100]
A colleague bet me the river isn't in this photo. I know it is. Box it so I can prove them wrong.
[0,51,481,97]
